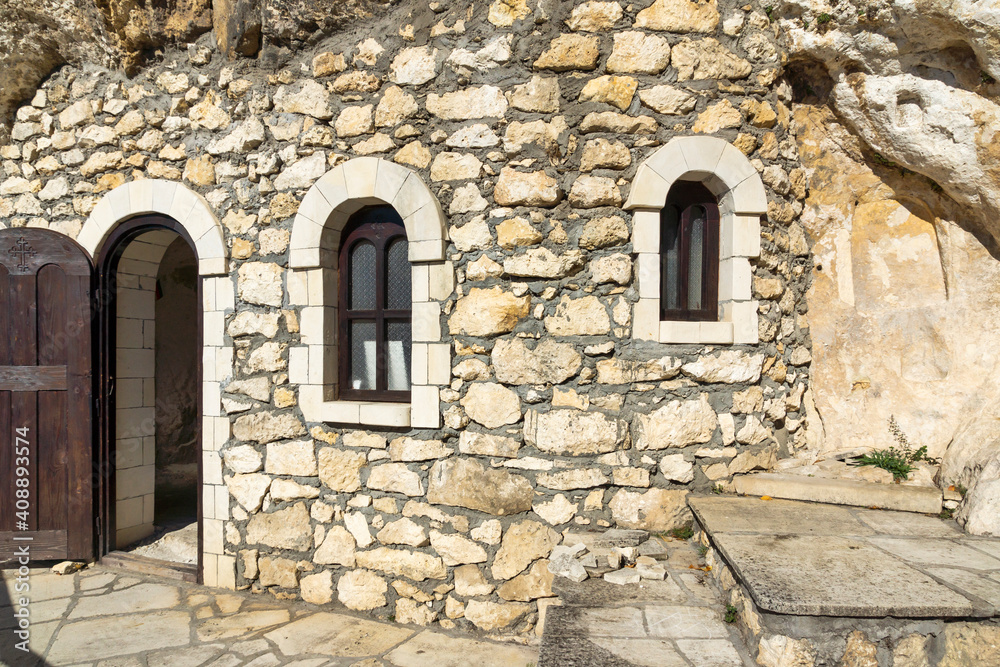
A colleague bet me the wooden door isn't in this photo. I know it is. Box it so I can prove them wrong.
[0,229,94,560]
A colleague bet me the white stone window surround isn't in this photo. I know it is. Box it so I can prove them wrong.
[625,136,767,345]
[80,179,236,590]
[288,157,452,429]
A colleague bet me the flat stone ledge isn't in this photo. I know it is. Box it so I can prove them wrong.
[710,532,982,618]
[732,472,943,514]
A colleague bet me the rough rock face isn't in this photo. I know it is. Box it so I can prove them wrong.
[782,0,1000,247]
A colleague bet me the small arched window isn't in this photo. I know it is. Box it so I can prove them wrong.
[338,206,411,402]
[660,181,721,321]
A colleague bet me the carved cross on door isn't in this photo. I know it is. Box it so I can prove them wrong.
[8,237,36,272]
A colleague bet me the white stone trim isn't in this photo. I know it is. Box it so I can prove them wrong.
[79,180,229,276]
[626,136,766,345]
[289,158,452,428]
[81,180,234,589]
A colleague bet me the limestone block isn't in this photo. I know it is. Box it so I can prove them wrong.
[273,81,334,119]
[430,152,483,181]
[496,217,543,248]
[354,547,446,582]
[634,395,718,449]
[544,295,611,336]
[335,105,374,138]
[461,382,521,428]
[579,76,638,111]
[494,167,562,207]
[377,518,429,547]
[227,473,271,512]
[566,1,623,31]
[233,411,306,444]
[607,31,671,74]
[430,530,488,565]
[337,569,388,610]
[534,34,600,71]
[681,351,764,383]
[635,0,719,32]
[298,571,333,605]
[491,520,559,580]
[508,76,561,113]
[488,0,530,26]
[367,463,424,497]
[533,494,577,526]
[426,86,508,120]
[524,409,627,455]
[569,175,622,208]
[536,468,609,490]
[458,431,521,458]
[448,287,530,336]
[673,39,752,81]
[504,248,584,279]
[318,448,367,492]
[315,526,357,566]
[455,564,495,596]
[427,458,533,515]
[638,86,697,115]
[596,356,681,384]
[609,488,692,531]
[237,262,283,307]
[375,86,419,128]
[266,440,317,476]
[245,503,311,551]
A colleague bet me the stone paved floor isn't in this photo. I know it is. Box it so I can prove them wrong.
[0,565,539,667]
[539,536,755,667]
[690,495,1000,618]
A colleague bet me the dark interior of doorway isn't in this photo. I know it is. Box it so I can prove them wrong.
[98,216,203,583]
[127,236,200,565]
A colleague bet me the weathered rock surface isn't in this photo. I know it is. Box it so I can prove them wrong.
[427,458,533,515]
[492,338,582,385]
[523,409,628,455]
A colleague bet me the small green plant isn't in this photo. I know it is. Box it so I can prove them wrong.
[724,604,738,623]
[873,152,896,167]
[712,484,725,494]
[802,18,810,28]
[698,545,709,557]
[764,5,773,17]
[817,12,832,23]
[850,416,939,482]
[670,525,695,540]
[982,71,997,85]
[939,507,955,520]
[956,483,968,497]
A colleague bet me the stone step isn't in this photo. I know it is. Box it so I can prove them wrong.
[732,472,942,514]
[100,551,198,582]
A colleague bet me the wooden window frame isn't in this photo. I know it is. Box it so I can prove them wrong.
[337,206,411,403]
[660,182,721,322]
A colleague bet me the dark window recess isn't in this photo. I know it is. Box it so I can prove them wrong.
[338,206,411,402]
[660,181,721,321]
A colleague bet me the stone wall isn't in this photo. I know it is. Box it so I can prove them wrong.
[0,0,813,634]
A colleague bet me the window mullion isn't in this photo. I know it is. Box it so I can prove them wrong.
[678,207,691,314]
[375,236,386,394]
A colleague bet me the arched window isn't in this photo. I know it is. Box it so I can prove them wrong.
[661,181,720,321]
[338,206,411,402]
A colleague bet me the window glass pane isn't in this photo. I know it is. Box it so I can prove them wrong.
[350,242,376,310]
[386,321,412,391]
[350,321,377,391]
[661,206,681,311]
[386,237,410,310]
[687,206,706,310]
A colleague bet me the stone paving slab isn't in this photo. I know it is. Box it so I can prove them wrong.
[0,565,538,667]
[688,495,874,536]
[691,495,1000,619]
[711,533,980,617]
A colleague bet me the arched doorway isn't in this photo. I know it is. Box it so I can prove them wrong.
[97,215,202,580]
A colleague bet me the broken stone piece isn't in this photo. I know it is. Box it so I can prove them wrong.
[604,568,641,585]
